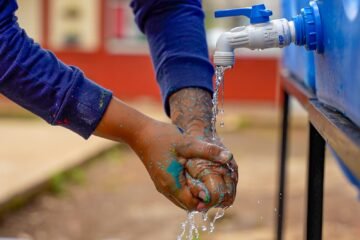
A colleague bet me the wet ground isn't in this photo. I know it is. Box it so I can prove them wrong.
[0,124,359,240]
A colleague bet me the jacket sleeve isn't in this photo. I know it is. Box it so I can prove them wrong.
[0,0,112,139]
[131,0,214,116]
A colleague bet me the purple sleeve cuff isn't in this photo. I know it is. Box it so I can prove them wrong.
[53,70,112,139]
[158,56,214,115]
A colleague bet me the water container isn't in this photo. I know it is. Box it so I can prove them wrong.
[315,0,360,127]
[282,0,316,91]
[281,0,360,192]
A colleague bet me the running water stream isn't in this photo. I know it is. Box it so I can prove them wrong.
[177,65,232,240]
[212,66,232,140]
[213,66,235,174]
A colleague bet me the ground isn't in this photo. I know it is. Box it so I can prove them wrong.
[0,107,359,240]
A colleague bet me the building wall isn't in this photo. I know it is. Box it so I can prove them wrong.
[5,0,279,104]
[16,0,43,43]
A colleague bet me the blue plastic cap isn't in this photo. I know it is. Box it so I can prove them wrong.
[215,4,273,24]
[293,1,324,53]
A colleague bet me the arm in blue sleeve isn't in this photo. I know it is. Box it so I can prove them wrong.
[0,0,112,139]
[131,0,214,116]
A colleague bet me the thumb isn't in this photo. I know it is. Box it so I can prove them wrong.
[186,172,211,204]
[175,138,233,164]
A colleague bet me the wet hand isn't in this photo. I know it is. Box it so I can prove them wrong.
[130,120,232,211]
[94,97,233,211]
[185,141,238,210]
[169,88,238,210]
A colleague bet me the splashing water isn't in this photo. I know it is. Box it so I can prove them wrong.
[201,211,208,231]
[212,66,231,141]
[177,209,228,240]
[209,208,225,233]
[177,211,199,240]
[177,65,233,240]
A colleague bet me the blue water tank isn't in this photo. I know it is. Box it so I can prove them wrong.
[281,0,360,192]
[282,0,316,91]
[315,0,360,128]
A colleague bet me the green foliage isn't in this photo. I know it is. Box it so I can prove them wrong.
[48,146,124,195]
[49,167,86,195]
[67,168,86,184]
[49,172,67,195]
[4,196,27,211]
[1,145,124,217]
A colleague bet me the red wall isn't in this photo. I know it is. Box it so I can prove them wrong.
[55,51,279,102]
[56,52,161,100]
[44,0,279,103]
[221,57,279,102]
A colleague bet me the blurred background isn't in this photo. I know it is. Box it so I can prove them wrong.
[1,0,280,103]
[0,0,359,240]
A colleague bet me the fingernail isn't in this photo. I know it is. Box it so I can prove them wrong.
[199,191,211,204]
[219,151,233,162]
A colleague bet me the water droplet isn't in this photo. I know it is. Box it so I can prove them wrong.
[201,225,207,231]
[202,212,208,222]
[220,122,225,128]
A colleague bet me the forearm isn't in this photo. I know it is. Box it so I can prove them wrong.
[169,88,213,139]
[94,97,151,146]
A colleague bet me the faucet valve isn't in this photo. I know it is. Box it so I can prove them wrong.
[215,4,273,24]
[213,4,295,66]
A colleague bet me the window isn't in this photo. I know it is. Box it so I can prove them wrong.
[49,0,101,52]
[105,0,147,54]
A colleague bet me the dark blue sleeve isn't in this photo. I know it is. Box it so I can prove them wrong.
[131,0,214,116]
[0,0,112,139]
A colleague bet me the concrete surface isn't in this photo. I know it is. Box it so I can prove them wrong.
[0,118,116,205]
[0,99,307,209]
[0,127,359,240]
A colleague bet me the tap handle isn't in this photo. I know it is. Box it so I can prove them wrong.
[214,4,272,24]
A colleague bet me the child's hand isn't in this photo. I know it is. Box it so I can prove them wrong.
[185,157,237,211]
[94,97,233,210]
[130,120,233,210]
[169,88,238,210]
